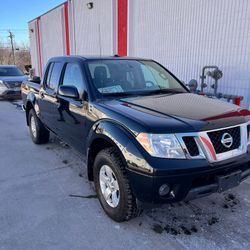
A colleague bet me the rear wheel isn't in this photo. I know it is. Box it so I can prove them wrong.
[28,109,50,144]
[93,147,139,222]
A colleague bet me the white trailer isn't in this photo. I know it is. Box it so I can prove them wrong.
[28,0,250,109]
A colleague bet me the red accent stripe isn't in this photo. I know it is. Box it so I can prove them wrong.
[117,0,128,56]
[240,109,250,116]
[64,2,70,55]
[203,109,250,122]
[200,136,217,161]
[36,17,42,77]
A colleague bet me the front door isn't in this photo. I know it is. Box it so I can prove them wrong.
[55,62,87,153]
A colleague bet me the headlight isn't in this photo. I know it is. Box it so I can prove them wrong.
[136,133,186,159]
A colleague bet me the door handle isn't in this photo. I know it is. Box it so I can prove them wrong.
[40,92,45,99]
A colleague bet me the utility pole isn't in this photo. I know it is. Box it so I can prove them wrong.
[8,30,15,65]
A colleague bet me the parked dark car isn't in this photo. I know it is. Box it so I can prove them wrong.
[0,65,28,99]
[21,56,250,222]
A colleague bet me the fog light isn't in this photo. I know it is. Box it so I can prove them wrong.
[159,184,170,196]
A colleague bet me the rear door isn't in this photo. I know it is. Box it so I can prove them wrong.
[39,61,64,132]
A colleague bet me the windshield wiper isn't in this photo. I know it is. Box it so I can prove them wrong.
[101,88,186,98]
[136,88,186,95]
[102,92,139,97]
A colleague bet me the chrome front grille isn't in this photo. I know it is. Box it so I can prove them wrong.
[182,136,199,156]
[177,123,248,163]
[207,126,241,154]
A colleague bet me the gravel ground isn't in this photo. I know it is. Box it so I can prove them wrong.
[0,100,250,250]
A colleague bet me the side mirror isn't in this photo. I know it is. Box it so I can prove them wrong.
[32,76,41,84]
[58,85,79,99]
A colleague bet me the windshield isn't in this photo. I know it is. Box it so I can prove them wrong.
[0,66,24,76]
[87,60,187,96]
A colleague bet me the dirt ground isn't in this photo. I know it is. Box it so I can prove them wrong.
[0,100,250,250]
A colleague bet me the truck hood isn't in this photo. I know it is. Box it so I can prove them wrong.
[99,93,250,133]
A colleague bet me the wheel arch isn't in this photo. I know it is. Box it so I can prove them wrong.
[25,92,38,125]
[26,101,34,125]
[86,120,136,181]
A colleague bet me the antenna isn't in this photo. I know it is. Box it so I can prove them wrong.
[98,24,102,57]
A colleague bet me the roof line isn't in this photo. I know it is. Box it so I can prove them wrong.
[28,1,67,23]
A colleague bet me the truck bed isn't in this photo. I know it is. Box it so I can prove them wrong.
[21,80,41,106]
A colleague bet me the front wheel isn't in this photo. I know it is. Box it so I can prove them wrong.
[28,109,50,144]
[93,147,139,222]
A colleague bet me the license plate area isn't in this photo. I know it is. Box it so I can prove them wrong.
[216,171,241,192]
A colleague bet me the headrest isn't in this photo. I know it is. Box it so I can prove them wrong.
[94,66,107,79]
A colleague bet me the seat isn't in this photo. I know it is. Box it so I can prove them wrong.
[110,66,132,91]
[93,66,108,89]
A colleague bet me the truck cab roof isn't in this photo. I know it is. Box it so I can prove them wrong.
[48,55,152,62]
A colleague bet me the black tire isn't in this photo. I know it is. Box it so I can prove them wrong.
[28,109,50,144]
[93,147,139,222]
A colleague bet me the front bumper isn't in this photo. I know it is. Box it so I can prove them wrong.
[127,151,250,204]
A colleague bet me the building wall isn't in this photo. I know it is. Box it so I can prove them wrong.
[70,0,115,55]
[128,0,250,108]
[28,20,39,76]
[40,5,65,70]
[29,0,115,75]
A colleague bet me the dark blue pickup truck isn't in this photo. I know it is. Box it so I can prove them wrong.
[21,56,250,221]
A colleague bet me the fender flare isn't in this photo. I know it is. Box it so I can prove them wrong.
[86,119,152,180]
[25,92,40,125]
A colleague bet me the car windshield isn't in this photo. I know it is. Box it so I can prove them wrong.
[87,59,187,96]
[0,67,24,76]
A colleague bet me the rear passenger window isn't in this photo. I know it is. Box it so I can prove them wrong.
[46,62,63,90]
[62,63,84,96]
[44,63,54,86]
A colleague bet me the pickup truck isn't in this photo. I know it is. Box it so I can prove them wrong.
[21,56,250,222]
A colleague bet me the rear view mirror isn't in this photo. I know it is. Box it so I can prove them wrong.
[59,85,79,99]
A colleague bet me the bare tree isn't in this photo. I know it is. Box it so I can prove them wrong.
[15,46,31,72]
[0,39,31,72]
[0,40,10,65]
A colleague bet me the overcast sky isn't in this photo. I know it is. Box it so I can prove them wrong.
[0,0,64,47]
